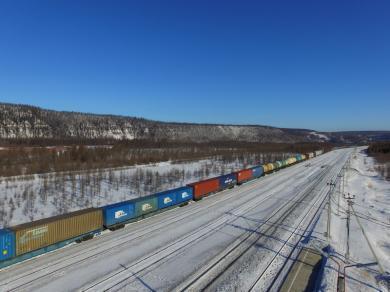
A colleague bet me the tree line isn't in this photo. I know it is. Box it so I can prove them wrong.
[367,141,390,179]
[0,139,331,177]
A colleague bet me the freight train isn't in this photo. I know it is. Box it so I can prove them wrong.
[0,150,324,269]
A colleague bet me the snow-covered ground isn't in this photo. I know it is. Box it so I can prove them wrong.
[309,147,390,292]
[0,148,349,291]
[0,153,288,228]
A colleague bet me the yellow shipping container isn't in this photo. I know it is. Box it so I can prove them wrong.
[262,164,269,173]
[11,208,102,256]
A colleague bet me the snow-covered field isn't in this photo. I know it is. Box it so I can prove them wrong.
[309,147,390,292]
[0,153,288,228]
[0,148,349,291]
[1,148,387,291]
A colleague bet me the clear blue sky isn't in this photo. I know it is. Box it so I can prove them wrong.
[0,0,389,131]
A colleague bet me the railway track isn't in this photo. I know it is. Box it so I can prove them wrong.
[174,167,334,291]
[0,162,315,291]
[174,154,347,291]
[249,167,343,291]
[0,150,347,292]
[85,155,343,291]
[261,165,347,291]
[79,169,329,291]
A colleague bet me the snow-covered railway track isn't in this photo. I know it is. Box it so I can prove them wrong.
[174,166,332,292]
[78,170,326,291]
[248,167,342,291]
[0,150,348,292]
[0,161,312,291]
[2,174,310,292]
[82,154,341,291]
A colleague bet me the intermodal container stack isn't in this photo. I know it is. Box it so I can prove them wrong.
[236,169,253,184]
[0,229,14,261]
[102,186,194,228]
[251,166,264,178]
[102,201,135,228]
[188,177,220,200]
[156,186,193,209]
[218,173,237,190]
[11,208,102,257]
[135,196,158,217]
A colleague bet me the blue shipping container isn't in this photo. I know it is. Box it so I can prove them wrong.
[102,201,136,227]
[157,191,177,209]
[219,173,237,189]
[251,166,264,178]
[156,186,194,209]
[0,229,15,261]
[175,186,193,204]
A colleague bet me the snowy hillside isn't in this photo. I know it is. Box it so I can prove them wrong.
[0,103,325,143]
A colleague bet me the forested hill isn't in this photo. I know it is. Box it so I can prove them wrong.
[0,103,324,143]
[0,103,388,144]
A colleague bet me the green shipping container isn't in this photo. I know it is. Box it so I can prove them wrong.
[135,196,158,217]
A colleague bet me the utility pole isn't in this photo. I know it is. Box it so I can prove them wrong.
[337,173,342,216]
[326,180,336,240]
[344,192,355,263]
[342,165,345,199]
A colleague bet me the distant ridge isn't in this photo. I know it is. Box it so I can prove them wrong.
[0,103,388,144]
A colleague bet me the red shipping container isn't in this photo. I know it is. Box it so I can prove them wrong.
[236,169,253,184]
[188,177,220,200]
